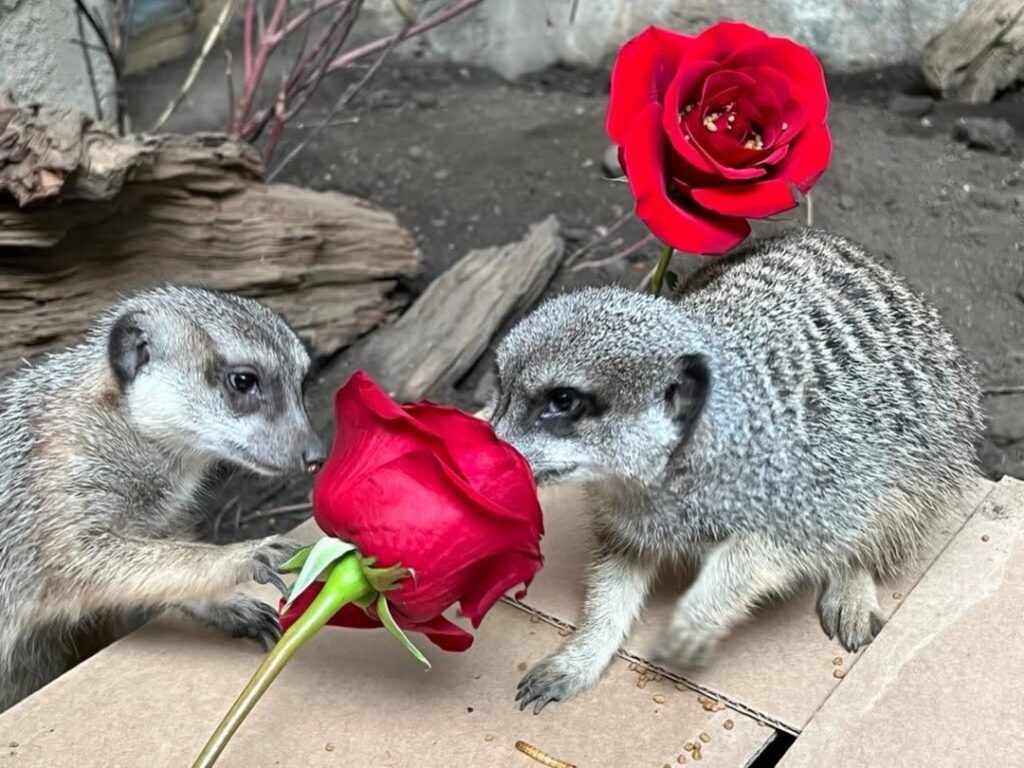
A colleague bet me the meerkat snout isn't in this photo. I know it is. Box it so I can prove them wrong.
[107,286,324,477]
[491,288,709,486]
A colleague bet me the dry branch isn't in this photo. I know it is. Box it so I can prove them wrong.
[0,93,419,375]
[922,0,1024,103]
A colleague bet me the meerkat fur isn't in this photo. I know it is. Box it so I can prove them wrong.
[0,286,325,711]
[492,229,983,714]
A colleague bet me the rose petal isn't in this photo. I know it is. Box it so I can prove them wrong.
[774,122,832,193]
[606,26,694,145]
[723,39,829,126]
[624,103,750,255]
[458,551,542,627]
[661,59,719,174]
[680,21,770,65]
[690,180,798,218]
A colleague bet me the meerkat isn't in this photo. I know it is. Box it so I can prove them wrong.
[492,229,983,714]
[0,285,325,711]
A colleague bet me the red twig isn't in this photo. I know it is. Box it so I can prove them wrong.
[229,0,485,166]
[326,0,485,75]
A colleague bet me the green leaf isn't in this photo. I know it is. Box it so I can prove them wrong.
[664,270,680,292]
[376,593,431,670]
[285,538,358,608]
[278,544,314,573]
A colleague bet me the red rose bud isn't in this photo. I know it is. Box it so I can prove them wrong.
[194,372,544,767]
[285,370,545,648]
[607,22,832,256]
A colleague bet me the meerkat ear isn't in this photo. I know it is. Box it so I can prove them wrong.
[108,311,151,390]
[665,354,710,436]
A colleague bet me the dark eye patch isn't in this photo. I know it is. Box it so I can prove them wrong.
[535,386,600,432]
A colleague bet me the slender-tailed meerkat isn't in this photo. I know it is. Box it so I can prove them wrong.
[0,286,324,711]
[491,229,982,713]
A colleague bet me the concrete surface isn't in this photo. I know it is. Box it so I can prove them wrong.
[0,0,118,122]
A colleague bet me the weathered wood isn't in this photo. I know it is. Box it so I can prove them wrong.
[922,0,1024,103]
[320,215,565,405]
[0,93,420,373]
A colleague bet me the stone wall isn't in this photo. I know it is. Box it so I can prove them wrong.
[376,0,972,79]
[0,0,118,123]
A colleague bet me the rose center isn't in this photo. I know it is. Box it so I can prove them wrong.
[686,100,777,152]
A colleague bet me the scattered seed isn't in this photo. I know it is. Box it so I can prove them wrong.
[651,674,662,683]
[684,741,697,752]
[325,743,335,752]
[699,732,711,743]
[484,735,495,742]
[518,662,528,672]
[558,628,570,637]
[663,764,671,768]
[723,719,734,731]
[833,669,847,679]
[892,591,903,600]
[637,680,647,689]
[514,740,577,768]
[832,657,843,666]
[628,662,638,671]
[530,615,540,624]
[692,745,703,761]
[982,534,990,542]
[675,682,687,692]
[653,693,666,704]
[677,756,688,764]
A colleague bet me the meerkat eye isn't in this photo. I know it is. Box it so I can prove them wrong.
[540,387,590,420]
[227,370,259,394]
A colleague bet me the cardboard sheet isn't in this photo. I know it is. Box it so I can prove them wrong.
[781,477,1024,767]
[523,478,995,731]
[0,601,773,767]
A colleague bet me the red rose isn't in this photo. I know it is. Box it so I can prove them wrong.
[282,371,544,651]
[607,22,832,254]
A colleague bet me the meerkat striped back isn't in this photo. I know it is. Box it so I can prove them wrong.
[679,228,983,571]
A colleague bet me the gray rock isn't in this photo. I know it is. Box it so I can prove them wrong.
[561,226,590,242]
[602,144,623,178]
[407,145,426,160]
[838,194,856,210]
[987,393,1024,443]
[412,92,439,109]
[888,94,935,118]
[953,117,1017,155]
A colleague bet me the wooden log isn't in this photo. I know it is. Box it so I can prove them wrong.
[0,93,420,373]
[312,215,566,408]
[922,0,1024,103]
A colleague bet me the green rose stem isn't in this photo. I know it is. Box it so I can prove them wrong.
[648,243,675,296]
[193,553,373,768]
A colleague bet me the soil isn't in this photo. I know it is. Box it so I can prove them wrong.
[126,51,1024,540]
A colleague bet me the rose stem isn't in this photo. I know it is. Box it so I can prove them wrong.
[193,552,373,768]
[649,243,675,296]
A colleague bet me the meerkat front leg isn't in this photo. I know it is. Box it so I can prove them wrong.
[517,549,657,714]
[654,535,803,669]
[51,533,297,616]
[180,594,284,650]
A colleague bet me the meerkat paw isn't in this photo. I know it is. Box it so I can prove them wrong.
[816,570,885,653]
[236,536,301,595]
[516,653,599,715]
[190,595,282,651]
[651,617,723,671]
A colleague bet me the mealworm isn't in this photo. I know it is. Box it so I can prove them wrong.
[514,740,577,768]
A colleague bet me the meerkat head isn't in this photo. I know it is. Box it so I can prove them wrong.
[491,287,709,486]
[100,286,325,477]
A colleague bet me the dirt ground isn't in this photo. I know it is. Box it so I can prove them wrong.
[126,50,1024,538]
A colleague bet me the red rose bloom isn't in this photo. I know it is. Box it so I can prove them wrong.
[607,22,832,254]
[281,371,544,651]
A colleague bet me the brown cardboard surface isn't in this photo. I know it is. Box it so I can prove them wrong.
[780,477,1024,767]
[524,478,996,732]
[0,601,773,767]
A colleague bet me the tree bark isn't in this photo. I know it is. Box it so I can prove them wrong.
[0,92,420,374]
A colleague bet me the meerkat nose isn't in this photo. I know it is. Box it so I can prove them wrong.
[302,437,326,474]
